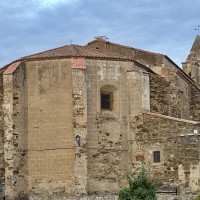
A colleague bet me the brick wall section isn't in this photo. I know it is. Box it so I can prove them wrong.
[86,59,130,195]
[130,111,200,194]
[26,59,75,196]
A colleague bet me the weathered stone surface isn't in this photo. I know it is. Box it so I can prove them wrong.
[130,111,200,194]
[1,38,200,199]
[72,65,88,196]
[29,195,118,200]
[28,194,197,200]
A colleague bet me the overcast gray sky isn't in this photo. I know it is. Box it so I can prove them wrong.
[0,0,199,67]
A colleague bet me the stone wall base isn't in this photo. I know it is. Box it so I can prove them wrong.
[27,195,197,200]
[29,196,118,200]
[157,194,196,200]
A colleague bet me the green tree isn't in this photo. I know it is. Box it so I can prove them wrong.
[119,166,157,200]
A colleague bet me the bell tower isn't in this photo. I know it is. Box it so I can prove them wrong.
[182,35,200,85]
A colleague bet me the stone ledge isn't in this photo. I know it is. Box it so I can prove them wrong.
[29,196,118,200]
[28,195,197,200]
[142,110,200,125]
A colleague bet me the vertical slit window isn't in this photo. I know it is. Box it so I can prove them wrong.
[101,93,112,110]
[153,151,160,163]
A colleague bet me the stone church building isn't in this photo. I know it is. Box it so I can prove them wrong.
[0,35,200,199]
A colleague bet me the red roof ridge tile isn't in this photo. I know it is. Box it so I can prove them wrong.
[3,61,22,75]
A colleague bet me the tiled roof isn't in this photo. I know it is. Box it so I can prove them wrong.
[1,43,158,75]
[21,44,130,61]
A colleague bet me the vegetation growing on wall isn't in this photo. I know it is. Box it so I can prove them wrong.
[119,166,157,200]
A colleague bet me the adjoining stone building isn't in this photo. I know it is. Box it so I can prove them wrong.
[0,35,200,200]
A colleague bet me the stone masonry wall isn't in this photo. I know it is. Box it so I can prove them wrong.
[72,65,88,196]
[87,39,164,69]
[130,111,200,194]
[150,68,191,120]
[0,73,4,198]
[26,59,75,197]
[127,70,150,118]
[190,86,200,121]
[150,74,171,115]
[160,67,190,119]
[3,74,15,199]
[28,194,197,200]
[182,61,200,85]
[12,63,28,198]
[86,59,131,195]
[178,134,200,195]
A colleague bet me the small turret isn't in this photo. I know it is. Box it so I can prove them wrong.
[182,35,200,85]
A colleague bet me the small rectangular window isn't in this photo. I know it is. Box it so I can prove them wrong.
[153,151,160,163]
[101,93,112,110]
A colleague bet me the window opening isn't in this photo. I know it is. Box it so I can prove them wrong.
[153,151,160,163]
[101,93,112,110]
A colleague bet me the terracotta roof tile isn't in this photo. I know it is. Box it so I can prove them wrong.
[3,61,22,75]
[21,44,130,61]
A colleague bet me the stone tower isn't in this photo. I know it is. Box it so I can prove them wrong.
[182,35,200,85]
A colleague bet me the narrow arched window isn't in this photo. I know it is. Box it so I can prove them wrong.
[101,93,113,110]
[153,151,160,163]
[100,85,117,112]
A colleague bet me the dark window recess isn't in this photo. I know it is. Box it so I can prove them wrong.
[101,93,112,110]
[153,151,160,163]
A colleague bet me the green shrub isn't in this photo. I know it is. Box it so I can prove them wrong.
[196,195,200,200]
[119,165,157,200]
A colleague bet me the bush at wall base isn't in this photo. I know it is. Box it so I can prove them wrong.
[119,166,157,200]
[196,195,200,200]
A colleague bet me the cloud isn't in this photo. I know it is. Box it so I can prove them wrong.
[37,0,75,6]
[0,0,200,67]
